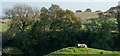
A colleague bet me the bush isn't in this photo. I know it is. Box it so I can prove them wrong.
[3,47,23,54]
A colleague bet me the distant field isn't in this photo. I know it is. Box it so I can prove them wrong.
[75,12,99,20]
[0,19,10,32]
[0,19,11,23]
[49,47,120,54]
[1,23,9,32]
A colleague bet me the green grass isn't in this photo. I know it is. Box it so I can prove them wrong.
[49,47,120,54]
[0,23,10,32]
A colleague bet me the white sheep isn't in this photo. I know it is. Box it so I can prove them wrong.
[77,44,87,48]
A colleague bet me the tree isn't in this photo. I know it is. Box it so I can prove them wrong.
[48,4,62,21]
[5,4,39,33]
[116,12,120,33]
[114,12,120,50]
[85,8,92,12]
[95,10,101,12]
[3,4,40,54]
[49,9,81,46]
[76,10,82,12]
[29,4,81,53]
[3,4,82,54]
[82,13,116,50]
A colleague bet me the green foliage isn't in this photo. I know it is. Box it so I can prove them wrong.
[114,12,120,50]
[27,4,81,54]
[3,47,23,54]
[81,14,118,50]
[5,4,38,33]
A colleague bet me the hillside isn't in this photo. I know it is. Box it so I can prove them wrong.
[49,47,120,54]
[75,12,99,20]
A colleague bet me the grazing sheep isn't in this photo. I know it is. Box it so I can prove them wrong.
[77,44,87,48]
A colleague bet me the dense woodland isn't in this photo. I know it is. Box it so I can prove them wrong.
[2,4,120,55]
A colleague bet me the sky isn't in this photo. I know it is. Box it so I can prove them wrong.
[1,0,120,2]
[0,0,120,17]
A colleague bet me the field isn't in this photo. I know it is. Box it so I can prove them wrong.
[0,19,10,32]
[0,23,9,32]
[49,47,120,54]
[75,12,99,20]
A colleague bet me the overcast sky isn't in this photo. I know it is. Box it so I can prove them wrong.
[1,0,120,2]
[1,0,120,17]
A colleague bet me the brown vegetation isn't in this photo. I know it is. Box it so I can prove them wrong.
[75,12,99,20]
[0,19,11,23]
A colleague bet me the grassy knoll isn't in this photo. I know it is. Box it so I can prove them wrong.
[49,47,120,54]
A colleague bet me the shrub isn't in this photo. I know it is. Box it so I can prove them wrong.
[3,47,23,54]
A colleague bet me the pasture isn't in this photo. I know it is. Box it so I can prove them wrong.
[49,47,120,54]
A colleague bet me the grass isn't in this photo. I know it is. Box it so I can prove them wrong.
[0,23,10,32]
[49,47,120,54]
[0,19,10,32]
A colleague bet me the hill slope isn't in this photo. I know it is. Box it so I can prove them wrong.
[75,12,99,20]
[49,47,120,54]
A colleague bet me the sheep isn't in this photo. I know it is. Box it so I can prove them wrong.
[77,44,87,48]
